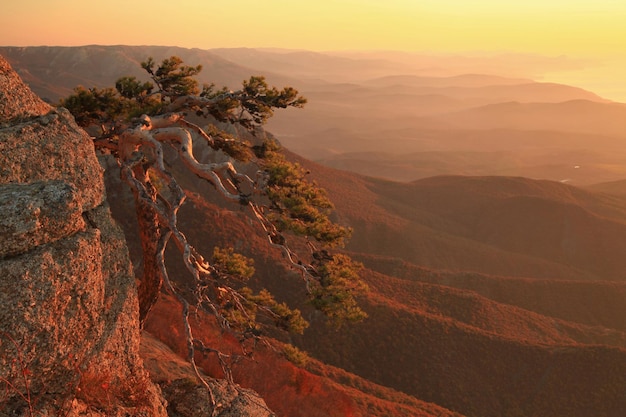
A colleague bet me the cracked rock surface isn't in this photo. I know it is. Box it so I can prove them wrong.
[0,54,167,417]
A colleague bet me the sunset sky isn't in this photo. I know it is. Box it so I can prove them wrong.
[2,0,626,100]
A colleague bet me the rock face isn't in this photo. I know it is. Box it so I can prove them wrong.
[0,54,274,417]
[0,55,51,123]
[140,333,275,417]
[0,55,167,416]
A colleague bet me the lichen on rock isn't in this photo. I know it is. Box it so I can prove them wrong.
[0,181,84,258]
[0,55,51,124]
[0,106,104,211]
[0,54,167,417]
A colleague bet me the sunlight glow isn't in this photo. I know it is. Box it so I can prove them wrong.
[2,0,626,100]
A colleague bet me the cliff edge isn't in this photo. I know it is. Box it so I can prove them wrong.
[0,54,167,416]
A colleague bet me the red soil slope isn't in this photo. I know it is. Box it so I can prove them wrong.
[144,295,461,417]
[104,146,626,417]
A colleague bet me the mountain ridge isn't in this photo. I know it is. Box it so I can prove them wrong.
[5,45,626,185]
[5,45,626,417]
[152,148,626,417]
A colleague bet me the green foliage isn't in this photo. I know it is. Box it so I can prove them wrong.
[208,247,309,335]
[240,76,307,124]
[204,124,254,162]
[62,57,203,128]
[114,76,153,100]
[141,56,201,98]
[262,143,352,246]
[223,288,309,335]
[60,55,366,339]
[198,83,239,121]
[61,56,307,143]
[212,247,255,280]
[200,76,306,128]
[60,86,124,127]
[283,344,310,368]
[310,253,368,327]
[60,80,159,132]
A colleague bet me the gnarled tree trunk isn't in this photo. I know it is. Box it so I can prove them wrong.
[128,164,164,326]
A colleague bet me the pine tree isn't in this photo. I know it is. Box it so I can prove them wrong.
[61,56,367,386]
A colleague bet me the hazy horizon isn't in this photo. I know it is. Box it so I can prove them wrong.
[2,7,626,417]
[2,0,626,102]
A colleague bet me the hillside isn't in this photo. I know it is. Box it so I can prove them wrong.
[292,155,626,417]
[0,45,298,102]
[112,150,626,417]
[4,46,626,185]
[144,294,462,417]
[437,99,626,137]
[295,154,626,281]
[6,45,626,417]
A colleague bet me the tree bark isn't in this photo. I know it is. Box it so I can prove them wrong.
[130,165,164,326]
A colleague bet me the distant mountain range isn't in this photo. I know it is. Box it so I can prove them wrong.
[3,45,625,185]
[3,45,626,417]
[0,45,298,101]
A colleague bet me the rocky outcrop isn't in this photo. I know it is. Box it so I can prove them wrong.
[0,55,167,416]
[140,333,274,417]
[0,54,274,417]
[0,55,50,123]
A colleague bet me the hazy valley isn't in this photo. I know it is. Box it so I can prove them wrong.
[2,45,626,417]
[4,45,626,186]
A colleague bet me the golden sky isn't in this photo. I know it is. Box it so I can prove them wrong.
[2,0,626,100]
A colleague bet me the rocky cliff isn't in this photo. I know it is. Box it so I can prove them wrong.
[0,54,167,416]
[0,54,274,417]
